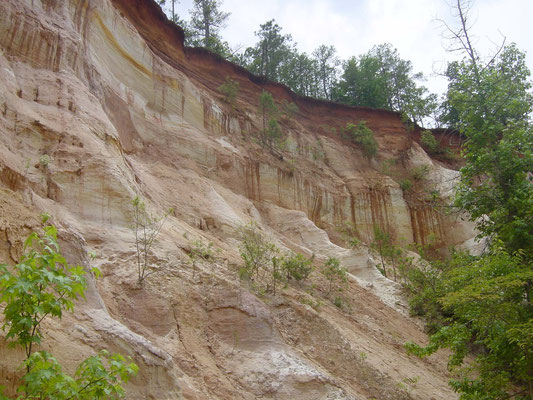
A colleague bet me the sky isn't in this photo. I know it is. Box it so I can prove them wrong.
[163,0,533,96]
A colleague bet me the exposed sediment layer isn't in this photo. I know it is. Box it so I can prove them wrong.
[0,0,472,398]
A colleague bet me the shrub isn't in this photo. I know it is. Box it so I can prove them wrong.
[411,165,430,181]
[238,223,313,294]
[420,130,440,154]
[258,91,291,151]
[0,221,87,361]
[39,154,51,168]
[282,252,314,281]
[344,122,378,158]
[188,239,216,278]
[321,257,347,297]
[238,222,278,282]
[280,99,299,122]
[0,217,137,398]
[130,196,172,284]
[333,296,343,308]
[337,222,361,249]
[218,76,239,108]
[371,225,403,281]
[399,179,413,192]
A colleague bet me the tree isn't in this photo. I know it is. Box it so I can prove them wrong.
[160,0,177,23]
[321,257,347,297]
[130,196,172,284]
[334,44,437,125]
[238,222,278,283]
[406,245,533,399]
[259,91,282,150]
[0,221,87,365]
[238,222,282,295]
[187,239,215,278]
[278,52,319,97]
[371,226,391,278]
[244,20,295,81]
[0,218,137,399]
[448,44,533,254]
[158,0,188,26]
[406,2,533,398]
[189,0,230,52]
[312,45,340,100]
[218,76,240,108]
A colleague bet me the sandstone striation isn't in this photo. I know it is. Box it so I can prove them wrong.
[0,0,474,398]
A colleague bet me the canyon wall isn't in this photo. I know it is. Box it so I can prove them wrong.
[0,0,474,398]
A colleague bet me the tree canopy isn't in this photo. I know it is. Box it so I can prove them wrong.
[333,43,437,124]
[405,2,533,398]
[188,0,230,52]
[242,20,295,82]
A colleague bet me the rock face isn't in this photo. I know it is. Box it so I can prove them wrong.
[0,0,473,398]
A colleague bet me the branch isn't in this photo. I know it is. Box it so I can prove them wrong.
[65,377,108,400]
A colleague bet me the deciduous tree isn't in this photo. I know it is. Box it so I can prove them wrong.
[334,43,437,125]
[0,218,137,399]
[312,45,340,100]
[406,2,533,398]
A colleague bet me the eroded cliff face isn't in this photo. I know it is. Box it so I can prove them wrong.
[0,0,473,399]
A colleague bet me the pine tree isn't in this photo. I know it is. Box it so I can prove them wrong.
[189,0,230,51]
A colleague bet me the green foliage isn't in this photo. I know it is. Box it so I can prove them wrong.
[333,43,437,125]
[0,223,87,360]
[337,222,361,249]
[420,130,441,154]
[402,256,450,333]
[333,296,343,309]
[188,239,216,277]
[312,44,340,100]
[238,223,312,295]
[237,22,340,100]
[218,76,239,107]
[403,6,533,395]
[238,222,278,283]
[371,226,391,278]
[130,196,172,284]
[39,155,51,169]
[406,245,533,398]
[299,295,322,311]
[0,223,137,399]
[281,252,313,281]
[259,91,285,150]
[189,240,215,262]
[243,20,295,81]
[449,44,533,255]
[343,121,378,158]
[411,165,430,181]
[371,226,406,282]
[286,53,322,97]
[398,179,412,192]
[348,237,360,248]
[15,350,137,400]
[321,257,347,297]
[189,0,230,52]
[266,118,282,145]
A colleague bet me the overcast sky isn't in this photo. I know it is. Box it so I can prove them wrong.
[163,0,532,96]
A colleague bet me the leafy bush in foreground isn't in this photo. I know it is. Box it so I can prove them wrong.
[0,217,137,399]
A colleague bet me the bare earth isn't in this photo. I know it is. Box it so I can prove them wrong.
[0,0,472,398]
